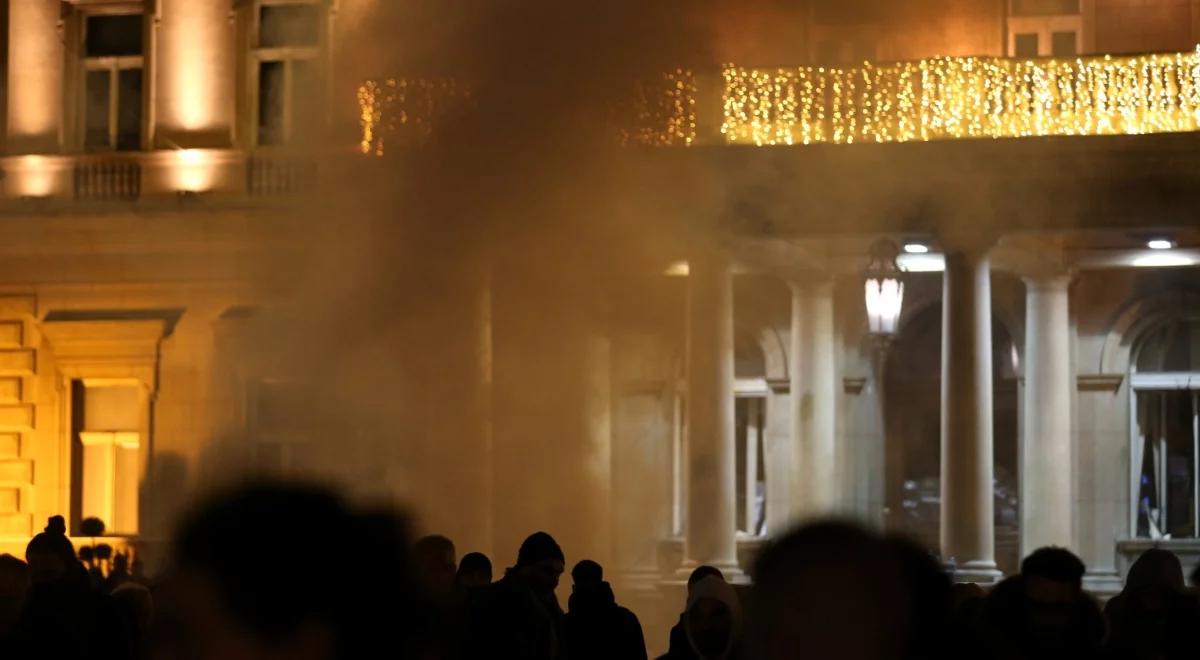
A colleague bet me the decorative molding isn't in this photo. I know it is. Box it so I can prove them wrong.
[844,377,868,395]
[1077,373,1124,392]
[766,377,790,394]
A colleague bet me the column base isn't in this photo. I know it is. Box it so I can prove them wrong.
[1082,570,1124,598]
[945,560,1003,585]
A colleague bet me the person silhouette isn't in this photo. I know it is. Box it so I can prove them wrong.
[465,531,566,660]
[563,559,646,660]
[1103,548,1199,660]
[457,551,493,589]
[664,565,726,659]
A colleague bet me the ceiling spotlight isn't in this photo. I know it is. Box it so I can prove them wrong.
[903,242,930,254]
[1147,239,1176,250]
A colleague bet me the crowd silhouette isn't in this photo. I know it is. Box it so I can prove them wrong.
[0,482,1197,659]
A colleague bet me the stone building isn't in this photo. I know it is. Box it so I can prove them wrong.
[2,2,1200,651]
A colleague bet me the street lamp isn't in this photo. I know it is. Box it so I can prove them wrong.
[864,239,905,340]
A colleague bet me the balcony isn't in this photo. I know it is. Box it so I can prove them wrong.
[0,149,317,207]
[358,48,1200,152]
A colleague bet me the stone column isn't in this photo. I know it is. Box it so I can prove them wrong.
[7,0,62,152]
[155,0,235,147]
[791,277,838,521]
[681,251,740,577]
[1021,274,1074,555]
[940,250,1001,583]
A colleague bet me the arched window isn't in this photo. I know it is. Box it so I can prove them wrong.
[1131,317,1200,539]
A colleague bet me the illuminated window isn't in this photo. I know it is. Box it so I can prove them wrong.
[1131,318,1200,540]
[80,13,144,151]
[250,1,324,147]
[71,381,143,536]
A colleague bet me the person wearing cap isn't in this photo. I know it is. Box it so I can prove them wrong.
[464,531,566,660]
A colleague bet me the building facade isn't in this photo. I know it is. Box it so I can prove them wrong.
[3,2,1200,649]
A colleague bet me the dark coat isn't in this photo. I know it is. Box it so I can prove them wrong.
[563,581,647,660]
[465,570,564,660]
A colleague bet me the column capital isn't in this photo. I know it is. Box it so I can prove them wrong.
[992,234,1075,284]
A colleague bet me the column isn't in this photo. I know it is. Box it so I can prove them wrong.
[681,251,740,576]
[155,0,235,147]
[1021,274,1074,555]
[8,0,62,152]
[940,250,1001,583]
[427,271,494,559]
[791,277,838,521]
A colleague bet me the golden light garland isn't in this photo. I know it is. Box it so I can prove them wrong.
[617,68,698,147]
[358,49,1200,154]
[722,48,1200,146]
[356,78,470,155]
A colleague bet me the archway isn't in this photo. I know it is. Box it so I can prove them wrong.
[884,303,1021,574]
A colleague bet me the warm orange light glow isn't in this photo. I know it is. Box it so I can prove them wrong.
[161,0,223,132]
[176,149,215,192]
[8,0,63,142]
[10,155,62,197]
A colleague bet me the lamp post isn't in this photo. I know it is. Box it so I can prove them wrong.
[864,239,905,530]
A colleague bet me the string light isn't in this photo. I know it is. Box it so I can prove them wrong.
[721,47,1200,146]
[357,78,470,156]
[359,48,1200,154]
[618,69,698,147]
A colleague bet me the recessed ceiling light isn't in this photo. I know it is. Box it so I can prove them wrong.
[903,242,930,254]
[1147,239,1176,250]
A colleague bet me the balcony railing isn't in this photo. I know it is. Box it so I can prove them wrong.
[1,150,315,205]
[73,156,142,201]
[359,48,1200,152]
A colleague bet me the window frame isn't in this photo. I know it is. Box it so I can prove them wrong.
[70,5,147,152]
[1007,0,1083,58]
[1128,318,1200,540]
[244,0,327,149]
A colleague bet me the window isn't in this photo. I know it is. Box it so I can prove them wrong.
[1015,33,1040,58]
[251,1,323,147]
[736,396,767,536]
[71,381,142,536]
[1131,319,1200,540]
[1008,0,1082,57]
[81,14,144,151]
[1051,31,1078,57]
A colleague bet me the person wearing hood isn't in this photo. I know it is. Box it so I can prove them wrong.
[563,559,646,660]
[466,531,566,660]
[661,574,743,660]
[662,565,726,660]
[1103,548,1200,660]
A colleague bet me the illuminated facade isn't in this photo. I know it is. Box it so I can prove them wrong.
[2,2,1200,651]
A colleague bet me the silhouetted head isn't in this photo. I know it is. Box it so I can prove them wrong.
[571,559,603,586]
[687,565,724,594]
[159,482,427,660]
[25,516,78,583]
[1021,547,1086,613]
[457,552,493,588]
[414,535,457,599]
[686,575,741,658]
[1018,547,1092,643]
[516,531,565,597]
[1123,548,1184,613]
[749,521,951,660]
